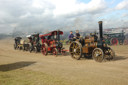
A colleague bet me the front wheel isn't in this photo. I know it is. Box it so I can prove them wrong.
[29,45,33,53]
[22,46,25,51]
[92,48,104,62]
[34,47,38,53]
[14,44,17,50]
[52,48,58,56]
[104,48,115,60]
[41,43,48,56]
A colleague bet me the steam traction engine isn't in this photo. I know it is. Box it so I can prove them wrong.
[69,21,115,62]
[14,37,22,50]
[14,37,30,51]
[104,32,125,45]
[29,33,41,53]
[39,30,66,56]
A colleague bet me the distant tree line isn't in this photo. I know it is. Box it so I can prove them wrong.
[0,34,9,40]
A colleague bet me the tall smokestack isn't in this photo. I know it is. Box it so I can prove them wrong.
[98,21,103,41]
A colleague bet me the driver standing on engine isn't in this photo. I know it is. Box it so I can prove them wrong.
[75,30,80,39]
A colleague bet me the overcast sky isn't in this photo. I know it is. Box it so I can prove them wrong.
[0,0,128,33]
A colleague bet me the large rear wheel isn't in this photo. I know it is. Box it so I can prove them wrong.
[69,41,82,60]
[92,48,104,62]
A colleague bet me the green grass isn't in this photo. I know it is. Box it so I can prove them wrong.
[0,69,70,85]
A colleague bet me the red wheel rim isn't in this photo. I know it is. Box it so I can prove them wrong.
[53,48,57,56]
[111,38,118,45]
[41,45,47,55]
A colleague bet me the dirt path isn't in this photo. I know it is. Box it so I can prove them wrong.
[0,38,128,85]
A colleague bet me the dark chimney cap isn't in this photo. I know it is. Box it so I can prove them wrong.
[98,21,102,24]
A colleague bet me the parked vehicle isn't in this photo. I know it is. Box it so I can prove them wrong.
[14,37,29,51]
[69,21,115,62]
[29,33,41,53]
[39,30,66,56]
[104,32,125,45]
[14,37,22,50]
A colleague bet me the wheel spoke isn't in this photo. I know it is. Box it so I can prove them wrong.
[72,43,75,48]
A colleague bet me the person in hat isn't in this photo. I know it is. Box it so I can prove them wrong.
[68,31,74,40]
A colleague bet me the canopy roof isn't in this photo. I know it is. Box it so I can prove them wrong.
[104,32,124,35]
[26,35,31,38]
[31,33,39,36]
[39,30,63,38]
[15,37,22,39]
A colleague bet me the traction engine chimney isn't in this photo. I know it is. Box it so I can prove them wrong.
[98,21,103,41]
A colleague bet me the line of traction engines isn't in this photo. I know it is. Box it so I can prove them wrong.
[14,21,115,62]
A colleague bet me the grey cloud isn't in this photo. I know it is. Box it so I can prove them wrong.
[0,0,127,34]
[116,0,128,10]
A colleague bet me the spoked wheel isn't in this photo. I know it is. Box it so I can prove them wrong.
[19,46,22,50]
[111,38,118,45]
[34,47,38,53]
[52,48,58,56]
[14,44,17,50]
[92,48,104,62]
[22,46,25,51]
[29,45,33,53]
[26,45,29,51]
[41,43,48,56]
[124,39,128,45]
[104,48,115,60]
[69,41,82,60]
[36,44,41,52]
[17,46,19,50]
[17,46,20,50]
[119,40,123,45]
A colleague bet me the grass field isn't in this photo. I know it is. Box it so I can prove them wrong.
[0,69,71,85]
[0,38,128,85]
